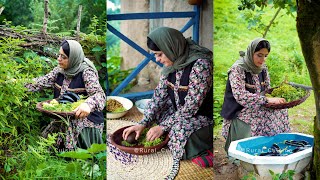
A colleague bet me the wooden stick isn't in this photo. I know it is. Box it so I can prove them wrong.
[76,5,82,41]
[42,0,49,35]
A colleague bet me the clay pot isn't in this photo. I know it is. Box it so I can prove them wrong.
[188,0,203,5]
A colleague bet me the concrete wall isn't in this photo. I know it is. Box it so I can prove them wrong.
[119,0,213,92]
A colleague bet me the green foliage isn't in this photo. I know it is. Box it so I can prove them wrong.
[269,169,295,180]
[0,37,45,136]
[59,144,106,179]
[241,172,257,180]
[21,0,106,36]
[6,137,106,179]
[238,0,296,37]
[241,170,295,180]
[238,0,296,14]
[107,56,134,93]
[0,0,34,27]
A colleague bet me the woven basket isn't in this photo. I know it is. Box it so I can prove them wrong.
[36,99,75,118]
[265,87,311,109]
[110,125,170,155]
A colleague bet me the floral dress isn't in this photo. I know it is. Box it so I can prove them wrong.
[26,67,106,150]
[221,66,291,139]
[139,59,213,159]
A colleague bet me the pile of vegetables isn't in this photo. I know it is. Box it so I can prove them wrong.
[42,92,85,112]
[107,99,126,112]
[266,84,307,102]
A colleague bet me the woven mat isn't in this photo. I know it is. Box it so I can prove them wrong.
[107,107,213,179]
[107,119,174,180]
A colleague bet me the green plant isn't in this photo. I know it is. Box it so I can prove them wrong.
[59,143,106,180]
[269,169,295,180]
[241,172,257,180]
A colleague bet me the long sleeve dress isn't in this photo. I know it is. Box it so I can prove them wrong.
[138,59,213,159]
[221,66,291,139]
[26,67,106,150]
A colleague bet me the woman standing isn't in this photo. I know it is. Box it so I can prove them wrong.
[221,38,290,152]
[26,40,106,150]
[123,27,214,168]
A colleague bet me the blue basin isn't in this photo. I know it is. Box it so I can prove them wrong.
[228,133,314,178]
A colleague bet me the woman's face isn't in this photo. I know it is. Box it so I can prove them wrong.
[151,50,173,67]
[253,48,269,67]
[57,47,69,69]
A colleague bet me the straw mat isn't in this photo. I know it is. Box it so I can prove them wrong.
[107,107,213,179]
[107,119,173,179]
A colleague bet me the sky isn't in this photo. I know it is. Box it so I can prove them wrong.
[107,0,119,11]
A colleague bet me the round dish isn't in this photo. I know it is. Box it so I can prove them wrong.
[135,99,151,114]
[110,125,170,155]
[107,96,133,119]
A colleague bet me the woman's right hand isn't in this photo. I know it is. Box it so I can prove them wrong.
[266,97,286,105]
[122,124,146,141]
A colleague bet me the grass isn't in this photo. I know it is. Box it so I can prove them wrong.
[214,0,314,133]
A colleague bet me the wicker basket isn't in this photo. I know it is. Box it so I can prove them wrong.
[265,87,311,109]
[36,99,75,118]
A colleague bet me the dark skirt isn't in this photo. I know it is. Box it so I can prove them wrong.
[224,118,251,153]
[182,124,213,160]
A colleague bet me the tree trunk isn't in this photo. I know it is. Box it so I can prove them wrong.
[296,0,320,179]
[0,7,4,15]
[76,5,82,42]
[42,0,49,35]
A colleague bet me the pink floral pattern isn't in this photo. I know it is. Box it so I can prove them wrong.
[221,66,290,139]
[139,59,213,159]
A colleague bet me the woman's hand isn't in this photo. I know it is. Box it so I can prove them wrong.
[74,102,91,119]
[122,125,146,141]
[266,97,286,105]
[146,125,164,141]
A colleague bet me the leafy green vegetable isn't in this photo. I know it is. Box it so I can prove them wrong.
[42,99,85,112]
[266,84,307,102]
[121,127,165,147]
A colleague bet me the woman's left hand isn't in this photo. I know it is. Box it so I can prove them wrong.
[146,125,164,141]
[74,103,91,119]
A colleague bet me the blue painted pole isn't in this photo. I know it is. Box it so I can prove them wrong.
[180,17,195,33]
[110,56,154,96]
[193,5,200,43]
[107,12,196,21]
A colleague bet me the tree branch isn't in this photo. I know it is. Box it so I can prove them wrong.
[263,7,281,38]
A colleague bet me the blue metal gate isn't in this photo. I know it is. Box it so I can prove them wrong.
[106,4,201,101]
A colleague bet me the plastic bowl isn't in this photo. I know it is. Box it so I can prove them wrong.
[135,99,151,114]
[110,125,169,155]
[106,96,133,119]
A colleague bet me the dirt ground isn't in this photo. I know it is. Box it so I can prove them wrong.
[213,136,239,180]
[213,114,314,180]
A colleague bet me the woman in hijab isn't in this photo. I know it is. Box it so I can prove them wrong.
[26,40,106,150]
[221,38,290,152]
[122,27,214,169]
